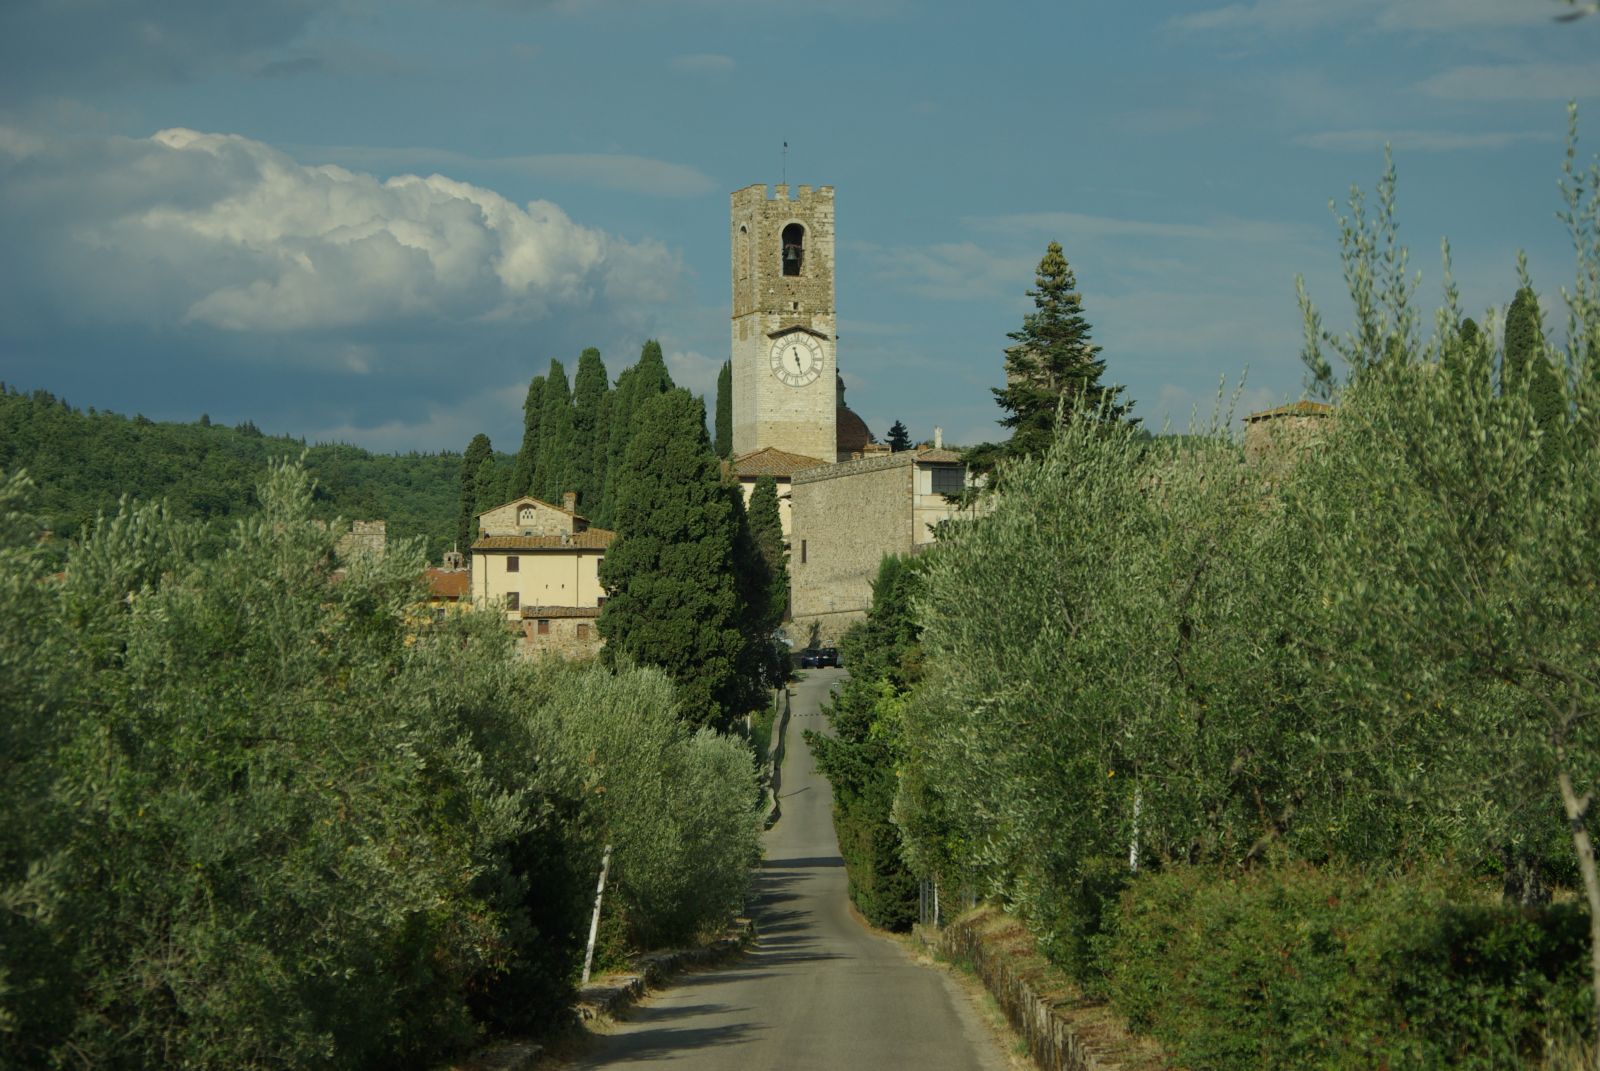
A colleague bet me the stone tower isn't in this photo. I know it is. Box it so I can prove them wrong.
[730,183,837,463]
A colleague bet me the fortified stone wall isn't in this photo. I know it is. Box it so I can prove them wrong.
[790,452,915,642]
[518,612,603,659]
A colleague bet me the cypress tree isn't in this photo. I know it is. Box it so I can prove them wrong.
[571,348,609,514]
[1503,287,1543,396]
[995,242,1129,462]
[747,475,789,633]
[886,420,912,452]
[714,360,733,459]
[590,390,614,524]
[536,359,576,505]
[509,374,545,498]
[598,389,747,730]
[597,340,675,527]
[456,433,492,556]
[727,484,784,704]
[473,453,508,514]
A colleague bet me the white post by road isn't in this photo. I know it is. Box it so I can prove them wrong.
[581,844,613,985]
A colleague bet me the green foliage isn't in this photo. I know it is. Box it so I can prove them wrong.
[0,388,464,563]
[596,340,673,528]
[536,359,576,505]
[1504,285,1544,394]
[886,420,912,452]
[1108,864,1588,1070]
[992,241,1129,464]
[598,389,750,729]
[808,556,925,931]
[572,348,610,514]
[458,432,493,555]
[510,373,545,499]
[746,476,789,631]
[0,463,762,1067]
[714,360,732,459]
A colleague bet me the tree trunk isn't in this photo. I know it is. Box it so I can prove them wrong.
[1554,723,1600,1064]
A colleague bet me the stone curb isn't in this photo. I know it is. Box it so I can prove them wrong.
[917,912,1116,1071]
[762,687,792,830]
[576,917,756,1021]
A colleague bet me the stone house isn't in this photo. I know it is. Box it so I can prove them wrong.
[471,492,613,658]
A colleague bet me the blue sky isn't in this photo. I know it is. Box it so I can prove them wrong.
[1,0,1596,454]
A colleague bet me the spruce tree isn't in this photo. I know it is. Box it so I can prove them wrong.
[536,359,576,504]
[714,360,733,459]
[509,374,545,498]
[995,242,1128,462]
[886,420,912,452]
[456,433,492,555]
[571,348,609,513]
[596,340,675,527]
[598,389,748,730]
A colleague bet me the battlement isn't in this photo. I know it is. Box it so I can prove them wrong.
[732,183,835,207]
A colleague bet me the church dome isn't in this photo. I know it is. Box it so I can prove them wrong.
[835,372,875,458]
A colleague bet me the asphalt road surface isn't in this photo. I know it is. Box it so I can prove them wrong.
[573,667,1010,1071]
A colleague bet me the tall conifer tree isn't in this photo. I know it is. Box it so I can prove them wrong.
[714,360,733,459]
[598,389,747,729]
[1503,287,1543,395]
[994,242,1128,462]
[456,433,492,556]
[596,340,674,527]
[536,359,576,504]
[747,475,789,630]
[571,348,609,514]
[886,420,912,452]
[509,374,545,498]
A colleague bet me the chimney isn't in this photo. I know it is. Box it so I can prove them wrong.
[934,426,943,449]
[563,491,577,512]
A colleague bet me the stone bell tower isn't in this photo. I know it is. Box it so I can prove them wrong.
[730,183,838,463]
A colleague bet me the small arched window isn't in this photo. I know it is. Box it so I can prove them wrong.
[781,223,804,276]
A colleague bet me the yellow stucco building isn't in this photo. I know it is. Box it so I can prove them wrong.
[470,492,614,657]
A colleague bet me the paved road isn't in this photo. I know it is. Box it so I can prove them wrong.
[573,667,1009,1071]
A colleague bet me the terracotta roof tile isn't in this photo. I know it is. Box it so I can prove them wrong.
[475,495,590,523]
[915,447,964,463]
[837,404,875,456]
[731,447,826,477]
[424,568,469,598]
[472,529,615,551]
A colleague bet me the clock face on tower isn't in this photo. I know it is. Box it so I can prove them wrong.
[770,334,824,388]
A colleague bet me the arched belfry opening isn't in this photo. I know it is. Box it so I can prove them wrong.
[781,222,805,276]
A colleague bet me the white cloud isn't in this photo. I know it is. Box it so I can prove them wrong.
[1417,62,1600,101]
[669,52,735,74]
[300,144,718,197]
[664,346,723,401]
[1,126,680,342]
[1168,0,1554,34]
[1295,128,1561,151]
[966,210,1312,246]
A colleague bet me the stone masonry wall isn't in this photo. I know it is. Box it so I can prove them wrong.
[731,184,837,463]
[790,452,914,641]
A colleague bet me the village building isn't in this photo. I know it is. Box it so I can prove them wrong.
[423,549,469,623]
[729,182,977,642]
[470,492,613,658]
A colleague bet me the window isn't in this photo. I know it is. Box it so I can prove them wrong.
[506,556,519,572]
[576,623,590,640]
[537,618,551,635]
[800,539,807,564]
[781,222,804,276]
[433,607,446,623]
[931,467,965,496]
[505,592,520,611]
[597,595,607,607]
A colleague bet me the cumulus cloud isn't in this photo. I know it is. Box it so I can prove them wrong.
[0,126,680,342]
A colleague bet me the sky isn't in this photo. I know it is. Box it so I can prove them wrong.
[1,0,1597,455]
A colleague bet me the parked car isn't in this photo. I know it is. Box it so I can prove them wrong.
[797,648,822,668]
[816,647,840,668]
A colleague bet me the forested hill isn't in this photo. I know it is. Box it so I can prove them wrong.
[0,385,470,563]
